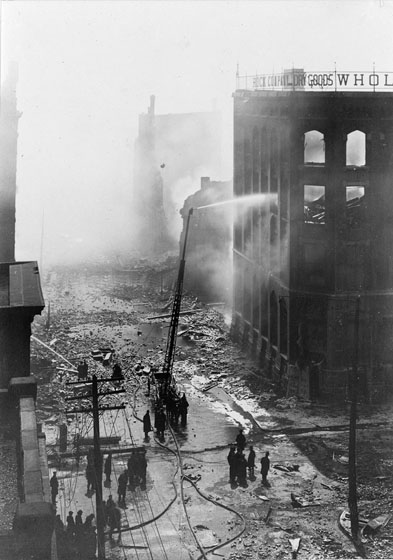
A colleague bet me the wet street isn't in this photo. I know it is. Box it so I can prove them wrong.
[32,267,393,560]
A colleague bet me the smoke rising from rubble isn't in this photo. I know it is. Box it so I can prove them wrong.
[3,2,392,268]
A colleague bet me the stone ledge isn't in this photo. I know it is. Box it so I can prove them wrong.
[8,377,37,400]
[13,501,53,531]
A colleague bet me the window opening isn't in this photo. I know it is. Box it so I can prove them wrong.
[270,291,278,347]
[304,185,326,224]
[346,130,366,166]
[346,186,365,227]
[304,130,325,164]
[279,298,288,356]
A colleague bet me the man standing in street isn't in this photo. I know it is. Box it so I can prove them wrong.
[227,445,236,484]
[118,469,128,506]
[260,451,270,486]
[179,393,189,425]
[50,471,59,505]
[247,445,256,478]
[143,410,152,439]
[236,428,246,452]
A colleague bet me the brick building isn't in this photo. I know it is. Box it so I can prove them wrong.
[232,74,393,401]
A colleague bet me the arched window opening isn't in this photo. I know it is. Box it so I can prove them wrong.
[270,291,278,347]
[304,130,325,164]
[346,130,366,166]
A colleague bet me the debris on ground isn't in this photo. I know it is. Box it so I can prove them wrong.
[291,493,320,508]
[362,513,392,538]
[289,537,301,558]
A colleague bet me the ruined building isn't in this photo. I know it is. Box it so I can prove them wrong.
[0,64,44,388]
[180,177,232,302]
[133,96,223,256]
[232,72,393,401]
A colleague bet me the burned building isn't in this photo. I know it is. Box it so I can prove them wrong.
[133,96,224,256]
[232,70,393,401]
[180,177,232,302]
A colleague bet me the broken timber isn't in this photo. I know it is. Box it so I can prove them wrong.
[146,309,199,320]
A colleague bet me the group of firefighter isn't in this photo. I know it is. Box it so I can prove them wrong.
[54,510,97,560]
[228,429,271,487]
[157,387,189,428]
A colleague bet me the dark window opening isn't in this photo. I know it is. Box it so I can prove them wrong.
[346,186,365,228]
[270,130,278,194]
[252,275,259,329]
[279,298,288,356]
[260,129,268,193]
[270,214,278,245]
[244,138,252,194]
[304,185,326,224]
[260,286,268,337]
[304,243,327,288]
[244,267,252,322]
[270,291,278,347]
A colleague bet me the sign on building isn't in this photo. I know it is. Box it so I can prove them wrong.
[237,69,393,92]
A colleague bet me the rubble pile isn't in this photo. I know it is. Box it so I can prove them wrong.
[28,266,393,560]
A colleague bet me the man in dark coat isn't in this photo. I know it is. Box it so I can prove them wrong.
[247,446,256,477]
[112,363,123,386]
[118,469,128,506]
[66,511,75,537]
[143,410,152,439]
[50,472,59,505]
[155,408,166,438]
[179,393,189,425]
[237,452,248,487]
[108,505,121,540]
[75,510,83,531]
[227,446,236,484]
[236,429,246,452]
[127,453,137,490]
[75,510,84,555]
[260,451,270,485]
[105,494,116,525]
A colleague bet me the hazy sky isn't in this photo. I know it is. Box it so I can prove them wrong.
[2,0,393,265]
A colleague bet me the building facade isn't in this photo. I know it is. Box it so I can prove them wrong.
[232,84,393,401]
[180,177,232,302]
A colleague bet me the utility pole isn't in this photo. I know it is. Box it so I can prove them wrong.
[92,375,104,560]
[66,375,125,560]
[348,296,361,548]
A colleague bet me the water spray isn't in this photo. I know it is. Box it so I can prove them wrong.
[196,192,277,211]
[31,335,77,370]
